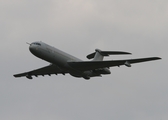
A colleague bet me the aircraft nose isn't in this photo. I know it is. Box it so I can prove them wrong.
[29,44,36,53]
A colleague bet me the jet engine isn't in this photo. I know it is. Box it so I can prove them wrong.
[93,67,111,75]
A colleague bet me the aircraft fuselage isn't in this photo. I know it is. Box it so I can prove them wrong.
[13,41,161,80]
[29,42,110,79]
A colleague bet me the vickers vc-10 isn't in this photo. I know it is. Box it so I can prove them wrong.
[14,42,161,80]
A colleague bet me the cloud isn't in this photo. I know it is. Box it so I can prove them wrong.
[0,0,167,120]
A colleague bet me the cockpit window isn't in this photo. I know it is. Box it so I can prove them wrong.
[32,42,41,46]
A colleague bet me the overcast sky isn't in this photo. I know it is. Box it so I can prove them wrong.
[0,0,167,120]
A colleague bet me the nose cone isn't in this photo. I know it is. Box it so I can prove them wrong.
[29,44,34,53]
[29,42,41,57]
[29,44,37,54]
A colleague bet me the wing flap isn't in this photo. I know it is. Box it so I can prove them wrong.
[68,57,161,71]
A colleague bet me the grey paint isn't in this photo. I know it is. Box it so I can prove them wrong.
[1,1,167,120]
[14,41,161,80]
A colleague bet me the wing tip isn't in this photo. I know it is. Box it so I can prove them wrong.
[13,74,20,78]
[154,57,162,60]
[127,52,132,55]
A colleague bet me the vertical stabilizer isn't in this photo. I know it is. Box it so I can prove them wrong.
[93,49,104,61]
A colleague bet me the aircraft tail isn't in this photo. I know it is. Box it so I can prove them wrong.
[87,49,131,61]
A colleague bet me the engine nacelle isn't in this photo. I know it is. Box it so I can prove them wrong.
[94,68,111,75]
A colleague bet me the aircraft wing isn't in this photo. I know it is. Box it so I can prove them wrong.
[68,57,161,71]
[13,64,67,79]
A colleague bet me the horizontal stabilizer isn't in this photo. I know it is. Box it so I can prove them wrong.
[87,49,131,59]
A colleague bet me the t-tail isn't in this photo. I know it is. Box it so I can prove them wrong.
[87,49,131,61]
[86,49,132,78]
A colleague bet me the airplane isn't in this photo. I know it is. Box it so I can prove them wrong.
[13,41,161,80]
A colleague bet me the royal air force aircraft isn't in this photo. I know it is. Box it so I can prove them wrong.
[14,41,161,80]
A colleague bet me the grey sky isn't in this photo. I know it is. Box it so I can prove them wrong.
[0,0,167,120]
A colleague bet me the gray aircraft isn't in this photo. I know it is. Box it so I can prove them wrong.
[14,41,161,80]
